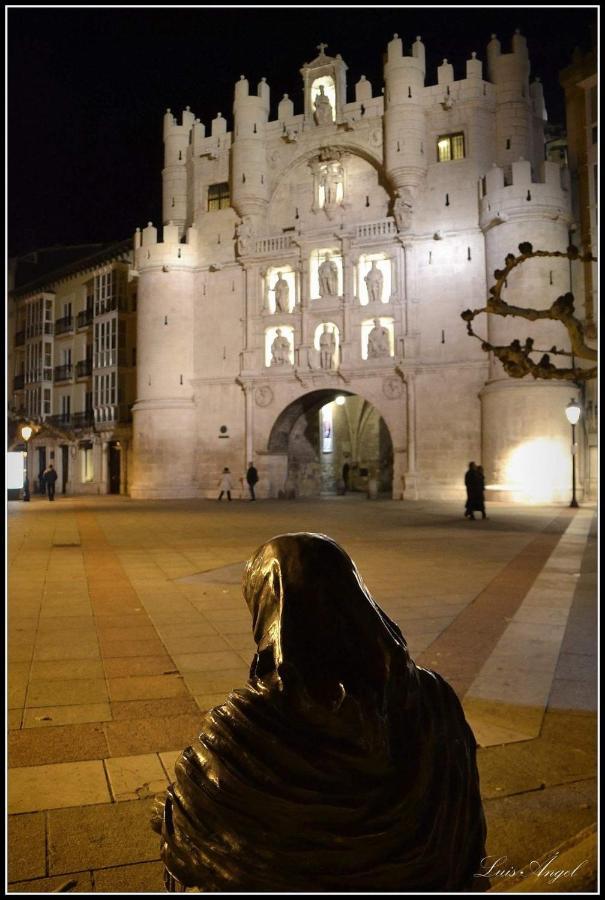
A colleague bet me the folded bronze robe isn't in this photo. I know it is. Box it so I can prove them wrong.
[153,533,487,892]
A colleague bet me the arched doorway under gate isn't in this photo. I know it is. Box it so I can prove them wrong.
[266,389,393,498]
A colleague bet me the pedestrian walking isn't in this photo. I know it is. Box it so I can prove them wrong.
[246,462,259,501]
[43,464,58,501]
[464,462,481,520]
[217,467,233,501]
[476,466,488,519]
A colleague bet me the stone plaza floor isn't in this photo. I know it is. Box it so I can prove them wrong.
[6,494,597,892]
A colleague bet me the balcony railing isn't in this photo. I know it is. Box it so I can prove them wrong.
[76,359,92,378]
[355,218,397,240]
[46,411,95,431]
[15,331,25,347]
[44,322,54,335]
[43,366,53,382]
[77,309,93,329]
[54,364,73,382]
[55,315,74,336]
[13,374,24,390]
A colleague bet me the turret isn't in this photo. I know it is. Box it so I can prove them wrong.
[486,31,538,171]
[162,107,195,238]
[383,35,427,205]
[479,158,579,502]
[130,220,199,498]
[231,76,270,226]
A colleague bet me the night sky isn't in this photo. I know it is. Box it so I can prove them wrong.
[8,5,596,257]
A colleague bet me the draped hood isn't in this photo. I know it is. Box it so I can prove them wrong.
[153,533,487,892]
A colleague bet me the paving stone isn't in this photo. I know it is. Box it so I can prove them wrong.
[8,709,23,729]
[92,860,166,892]
[9,760,111,814]
[171,650,246,673]
[105,753,169,801]
[29,659,106,681]
[33,643,101,661]
[7,871,94,893]
[23,703,113,729]
[102,655,178,678]
[104,714,202,756]
[26,678,109,708]
[47,799,160,874]
[9,723,110,767]
[158,749,182,781]
[7,812,46,881]
[96,625,160,643]
[183,667,249,695]
[109,696,199,722]
[99,638,168,658]
[107,673,187,702]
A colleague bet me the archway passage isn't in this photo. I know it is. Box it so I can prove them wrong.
[267,390,393,498]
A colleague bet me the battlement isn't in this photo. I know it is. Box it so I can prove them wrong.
[134,221,199,270]
[164,106,196,139]
[234,75,270,110]
[385,34,426,72]
[487,30,530,85]
[480,159,570,229]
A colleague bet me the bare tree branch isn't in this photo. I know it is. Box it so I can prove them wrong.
[461,244,597,381]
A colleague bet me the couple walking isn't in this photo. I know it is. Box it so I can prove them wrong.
[464,462,487,520]
[218,463,259,501]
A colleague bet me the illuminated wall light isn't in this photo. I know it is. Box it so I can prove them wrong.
[503,437,571,503]
[335,395,346,406]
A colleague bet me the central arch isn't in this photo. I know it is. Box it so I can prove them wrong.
[267,389,394,498]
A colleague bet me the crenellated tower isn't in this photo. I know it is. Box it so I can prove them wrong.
[479,158,581,501]
[487,30,545,178]
[231,76,270,230]
[383,35,427,215]
[129,222,200,498]
[162,107,195,238]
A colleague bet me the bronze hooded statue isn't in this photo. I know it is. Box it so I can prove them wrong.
[152,533,487,892]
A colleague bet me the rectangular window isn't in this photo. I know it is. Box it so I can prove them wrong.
[43,388,51,415]
[437,132,465,162]
[207,182,230,211]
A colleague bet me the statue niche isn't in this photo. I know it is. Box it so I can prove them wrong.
[310,148,345,218]
[151,533,487,892]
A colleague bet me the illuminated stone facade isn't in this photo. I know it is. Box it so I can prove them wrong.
[130,34,586,502]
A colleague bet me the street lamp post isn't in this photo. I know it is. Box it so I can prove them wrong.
[21,425,33,502]
[564,399,581,509]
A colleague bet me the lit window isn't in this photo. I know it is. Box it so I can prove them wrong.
[437,133,465,162]
[207,182,230,211]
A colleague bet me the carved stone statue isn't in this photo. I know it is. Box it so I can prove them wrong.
[236,217,254,255]
[313,85,333,126]
[273,273,290,313]
[318,253,339,297]
[271,328,291,366]
[319,325,336,369]
[367,318,390,358]
[364,261,384,304]
[393,190,413,233]
[320,162,344,207]
[151,533,487,892]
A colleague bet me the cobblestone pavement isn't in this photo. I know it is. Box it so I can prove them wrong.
[7,495,597,892]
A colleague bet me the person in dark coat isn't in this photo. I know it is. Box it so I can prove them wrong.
[476,466,488,519]
[43,464,58,501]
[152,533,487,893]
[464,462,481,520]
[246,462,259,501]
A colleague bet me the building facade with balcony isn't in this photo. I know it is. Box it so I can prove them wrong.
[129,33,590,503]
[9,241,137,496]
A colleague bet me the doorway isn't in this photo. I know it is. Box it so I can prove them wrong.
[108,442,121,494]
[267,390,393,498]
[61,445,69,494]
[36,446,47,494]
